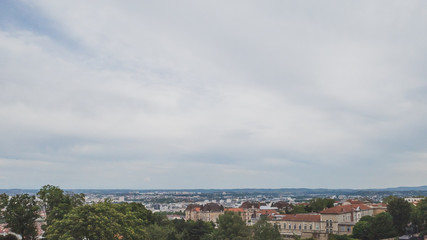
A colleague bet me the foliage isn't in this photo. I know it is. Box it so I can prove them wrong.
[37,184,85,226]
[382,195,399,204]
[412,197,427,233]
[369,212,397,239]
[214,211,252,240]
[352,212,396,240]
[252,216,281,240]
[1,194,39,240]
[45,201,151,240]
[291,204,308,214]
[306,198,335,213]
[387,197,412,235]
[328,234,356,240]
[0,234,19,240]
[352,220,371,240]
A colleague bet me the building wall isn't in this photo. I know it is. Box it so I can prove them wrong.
[269,220,321,236]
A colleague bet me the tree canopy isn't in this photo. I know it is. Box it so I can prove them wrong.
[387,197,412,235]
[0,194,39,240]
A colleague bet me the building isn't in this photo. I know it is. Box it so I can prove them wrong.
[268,203,376,239]
[269,214,322,239]
[320,204,373,235]
[185,203,224,222]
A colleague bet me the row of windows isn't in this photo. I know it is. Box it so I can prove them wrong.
[276,223,316,230]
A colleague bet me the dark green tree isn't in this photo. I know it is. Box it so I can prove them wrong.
[369,212,396,239]
[412,197,427,234]
[214,212,252,240]
[252,216,281,240]
[306,198,335,213]
[1,194,39,240]
[291,204,308,214]
[45,201,151,240]
[382,195,398,204]
[387,197,412,235]
[352,220,371,240]
[37,184,85,226]
[181,220,214,240]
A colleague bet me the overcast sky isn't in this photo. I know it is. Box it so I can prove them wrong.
[1,0,426,189]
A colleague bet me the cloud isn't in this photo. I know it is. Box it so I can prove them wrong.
[0,0,426,188]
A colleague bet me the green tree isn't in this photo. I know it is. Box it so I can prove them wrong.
[382,195,398,204]
[37,185,85,226]
[412,197,427,234]
[252,216,281,240]
[369,212,396,239]
[387,197,412,235]
[180,220,214,240]
[307,198,335,213]
[45,201,151,240]
[352,220,371,240]
[1,194,39,240]
[291,204,308,214]
[214,212,252,240]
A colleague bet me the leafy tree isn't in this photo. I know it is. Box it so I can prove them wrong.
[306,198,335,213]
[328,234,356,240]
[214,211,252,240]
[181,220,214,240]
[1,194,39,240]
[45,201,151,240]
[37,185,85,226]
[352,220,371,240]
[291,204,308,214]
[387,197,412,235]
[412,197,427,233]
[382,195,398,204]
[252,216,281,240]
[145,224,177,240]
[369,212,396,239]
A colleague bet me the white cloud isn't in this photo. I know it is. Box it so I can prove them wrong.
[0,0,426,188]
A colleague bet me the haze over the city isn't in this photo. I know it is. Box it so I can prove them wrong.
[1,0,426,189]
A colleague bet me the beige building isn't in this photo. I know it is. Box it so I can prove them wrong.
[269,203,376,239]
[269,214,322,238]
[320,204,373,235]
[185,203,224,222]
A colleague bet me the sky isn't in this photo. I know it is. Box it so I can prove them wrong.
[0,0,427,189]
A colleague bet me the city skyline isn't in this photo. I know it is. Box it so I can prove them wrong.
[1,1,427,189]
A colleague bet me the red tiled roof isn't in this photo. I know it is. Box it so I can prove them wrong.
[225,208,244,213]
[320,204,370,214]
[257,209,278,215]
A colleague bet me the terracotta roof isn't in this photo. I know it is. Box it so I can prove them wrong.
[272,201,291,209]
[240,201,266,209]
[274,214,321,222]
[186,203,224,212]
[185,204,201,211]
[320,204,370,214]
[225,208,244,213]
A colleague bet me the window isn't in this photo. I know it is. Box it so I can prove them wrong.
[347,227,351,232]
[310,224,312,230]
[294,224,296,229]
[283,223,286,229]
[299,224,301,230]
[304,224,307,230]
[289,224,291,229]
